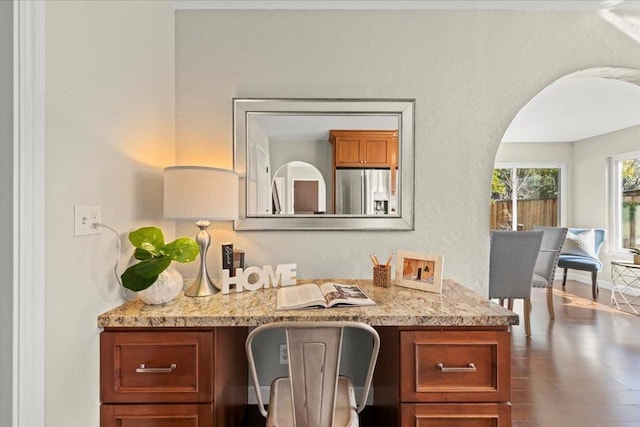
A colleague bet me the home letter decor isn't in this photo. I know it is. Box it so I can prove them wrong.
[262,263,297,288]
[241,266,266,292]
[221,263,297,294]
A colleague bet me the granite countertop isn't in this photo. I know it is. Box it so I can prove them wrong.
[98,279,518,328]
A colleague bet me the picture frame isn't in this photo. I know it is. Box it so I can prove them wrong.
[395,250,444,294]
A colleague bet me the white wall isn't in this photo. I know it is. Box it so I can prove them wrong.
[0,1,14,425]
[45,1,175,426]
[174,8,640,387]
[175,8,640,295]
[573,124,640,282]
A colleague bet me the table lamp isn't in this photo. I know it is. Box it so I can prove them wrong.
[164,166,238,297]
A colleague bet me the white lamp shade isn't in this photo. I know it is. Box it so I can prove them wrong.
[164,166,238,220]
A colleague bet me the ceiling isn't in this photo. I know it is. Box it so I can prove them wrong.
[170,1,640,10]
[502,77,640,142]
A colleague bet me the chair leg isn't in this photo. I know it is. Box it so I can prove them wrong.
[524,298,532,337]
[592,272,598,300]
[562,268,568,289]
[499,298,505,307]
[546,286,555,319]
[507,298,514,311]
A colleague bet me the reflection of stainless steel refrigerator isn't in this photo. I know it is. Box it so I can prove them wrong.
[335,169,391,215]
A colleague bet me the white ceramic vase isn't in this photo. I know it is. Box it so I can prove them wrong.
[138,267,183,305]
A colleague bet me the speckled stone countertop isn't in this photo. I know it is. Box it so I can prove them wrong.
[98,279,518,328]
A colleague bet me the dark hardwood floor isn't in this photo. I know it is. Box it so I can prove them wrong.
[243,279,640,426]
[511,279,640,427]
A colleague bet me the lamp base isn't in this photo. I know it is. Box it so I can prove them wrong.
[184,220,220,297]
[184,275,219,297]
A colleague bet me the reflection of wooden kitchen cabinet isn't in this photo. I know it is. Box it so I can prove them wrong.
[329,130,398,168]
[389,140,398,195]
[330,130,399,197]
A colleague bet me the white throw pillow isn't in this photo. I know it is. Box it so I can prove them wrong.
[561,228,598,259]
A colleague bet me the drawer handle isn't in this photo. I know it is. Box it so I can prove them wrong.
[136,363,177,373]
[436,362,476,373]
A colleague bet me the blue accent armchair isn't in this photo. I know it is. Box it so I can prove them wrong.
[558,228,606,300]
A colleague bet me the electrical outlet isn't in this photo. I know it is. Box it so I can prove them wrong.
[279,344,288,364]
[74,205,102,236]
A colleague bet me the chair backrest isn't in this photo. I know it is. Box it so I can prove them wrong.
[567,227,607,256]
[532,226,568,282]
[489,230,543,299]
[246,321,380,427]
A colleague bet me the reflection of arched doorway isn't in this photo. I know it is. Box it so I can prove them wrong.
[492,67,640,244]
[272,161,327,215]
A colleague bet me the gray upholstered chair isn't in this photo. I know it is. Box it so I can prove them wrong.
[489,230,543,337]
[558,228,607,300]
[246,321,380,427]
[532,226,568,319]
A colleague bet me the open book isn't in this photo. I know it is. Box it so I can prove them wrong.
[276,283,376,311]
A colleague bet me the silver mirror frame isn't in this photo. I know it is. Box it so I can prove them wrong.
[233,98,415,231]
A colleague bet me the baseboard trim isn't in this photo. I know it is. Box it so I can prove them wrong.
[555,271,612,290]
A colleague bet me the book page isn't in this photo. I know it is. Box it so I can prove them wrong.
[276,283,327,310]
[319,283,376,307]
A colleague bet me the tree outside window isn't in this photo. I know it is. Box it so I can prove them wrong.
[622,158,640,250]
[491,167,559,231]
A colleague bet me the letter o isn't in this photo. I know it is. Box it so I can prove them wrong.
[242,266,265,291]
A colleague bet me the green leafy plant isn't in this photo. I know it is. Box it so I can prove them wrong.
[121,226,199,292]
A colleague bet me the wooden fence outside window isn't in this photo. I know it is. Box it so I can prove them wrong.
[490,198,558,231]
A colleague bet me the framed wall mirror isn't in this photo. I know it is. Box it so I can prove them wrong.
[233,98,415,230]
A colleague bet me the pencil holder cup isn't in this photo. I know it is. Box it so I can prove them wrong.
[373,264,391,288]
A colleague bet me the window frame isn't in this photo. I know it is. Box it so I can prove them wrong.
[493,162,567,230]
[609,151,640,254]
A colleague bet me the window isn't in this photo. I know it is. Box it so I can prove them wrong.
[610,153,640,252]
[491,166,562,231]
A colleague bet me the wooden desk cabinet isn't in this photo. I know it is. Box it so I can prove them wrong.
[97,280,517,427]
[100,327,247,427]
[375,327,511,427]
[100,326,510,427]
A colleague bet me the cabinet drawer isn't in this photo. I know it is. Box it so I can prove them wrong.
[401,403,511,427]
[400,330,510,402]
[101,331,213,403]
[101,403,213,427]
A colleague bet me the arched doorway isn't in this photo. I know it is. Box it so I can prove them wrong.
[492,67,640,235]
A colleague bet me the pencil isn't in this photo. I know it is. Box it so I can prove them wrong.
[385,254,393,266]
